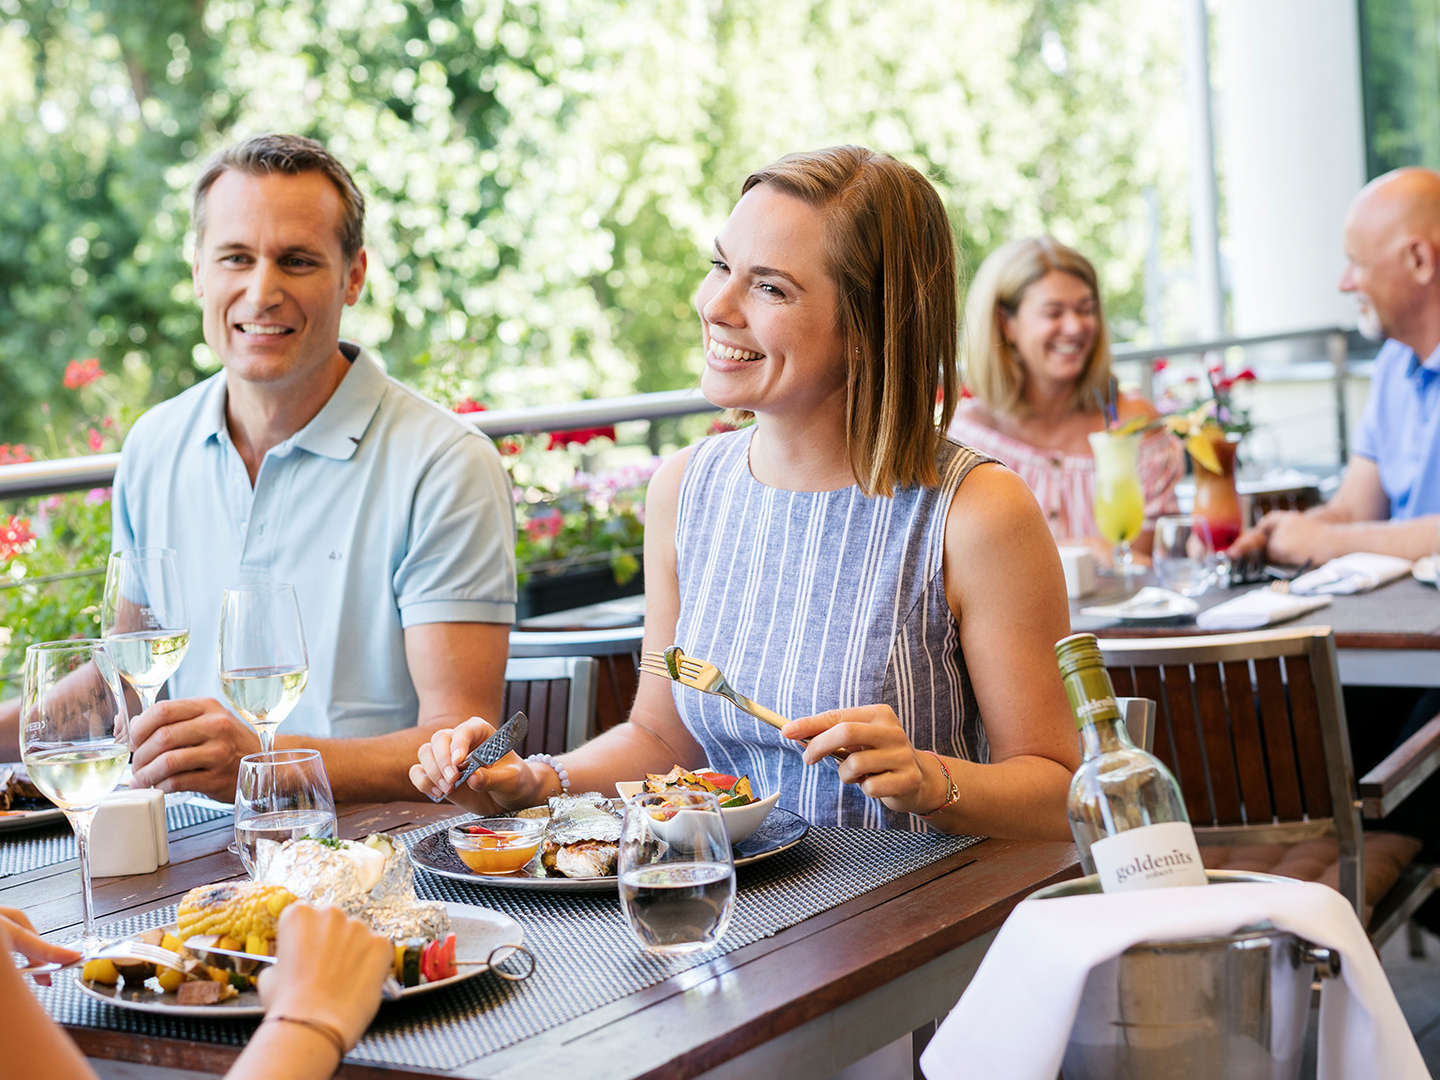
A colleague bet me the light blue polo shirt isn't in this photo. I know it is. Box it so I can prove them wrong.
[1354,338,1440,520]
[111,343,516,739]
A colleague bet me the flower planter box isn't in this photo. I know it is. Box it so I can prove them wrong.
[516,566,644,621]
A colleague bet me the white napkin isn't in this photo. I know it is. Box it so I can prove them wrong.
[1290,552,1414,596]
[919,880,1427,1080]
[1195,588,1331,630]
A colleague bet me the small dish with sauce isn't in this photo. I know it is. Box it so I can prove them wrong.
[448,817,546,875]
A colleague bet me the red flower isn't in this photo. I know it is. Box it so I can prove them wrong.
[498,438,522,456]
[0,443,33,466]
[63,358,103,389]
[453,397,487,414]
[524,510,563,540]
[0,515,34,560]
[1152,358,1168,373]
[87,428,104,452]
[1234,368,1258,383]
[706,418,739,435]
[546,426,616,450]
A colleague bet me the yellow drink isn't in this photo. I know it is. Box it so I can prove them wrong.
[1088,430,1146,575]
[1094,482,1144,545]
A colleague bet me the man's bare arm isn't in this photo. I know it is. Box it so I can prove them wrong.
[1229,457,1401,563]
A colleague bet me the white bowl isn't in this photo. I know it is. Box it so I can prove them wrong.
[615,771,779,844]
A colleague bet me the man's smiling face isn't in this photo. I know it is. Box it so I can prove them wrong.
[193,169,365,388]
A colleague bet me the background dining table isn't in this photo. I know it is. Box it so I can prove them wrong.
[3,798,1078,1079]
[1070,572,1440,688]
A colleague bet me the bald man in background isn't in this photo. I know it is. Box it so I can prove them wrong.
[1231,167,1440,565]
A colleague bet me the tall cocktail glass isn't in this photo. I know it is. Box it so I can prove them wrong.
[1088,430,1146,579]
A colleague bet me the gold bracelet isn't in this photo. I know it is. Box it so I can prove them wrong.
[265,1014,348,1060]
[918,751,961,816]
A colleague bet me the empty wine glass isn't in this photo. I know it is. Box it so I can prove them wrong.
[234,749,337,877]
[1154,514,1226,598]
[219,582,308,754]
[101,547,190,716]
[1088,430,1146,579]
[20,640,130,948]
[618,790,735,955]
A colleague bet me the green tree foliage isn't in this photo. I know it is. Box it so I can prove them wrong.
[0,0,1186,445]
[1359,0,1440,177]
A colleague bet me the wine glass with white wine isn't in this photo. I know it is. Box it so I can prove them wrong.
[219,582,309,754]
[101,547,190,715]
[20,640,130,948]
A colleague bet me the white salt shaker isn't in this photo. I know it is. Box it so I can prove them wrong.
[89,789,167,877]
[1058,545,1098,599]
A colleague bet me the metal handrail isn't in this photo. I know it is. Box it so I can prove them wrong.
[0,325,1355,501]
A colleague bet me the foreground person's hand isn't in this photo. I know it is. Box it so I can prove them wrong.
[782,706,942,815]
[258,903,392,1053]
[128,697,260,799]
[408,718,549,813]
[2,907,80,987]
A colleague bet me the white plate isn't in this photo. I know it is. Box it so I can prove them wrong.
[1414,555,1438,587]
[1080,587,1199,623]
[0,806,66,832]
[75,901,522,1018]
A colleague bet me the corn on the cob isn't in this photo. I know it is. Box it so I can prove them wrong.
[175,882,296,943]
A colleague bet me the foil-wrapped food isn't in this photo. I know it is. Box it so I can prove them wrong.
[255,834,450,941]
[513,792,622,879]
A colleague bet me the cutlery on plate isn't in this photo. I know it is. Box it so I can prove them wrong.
[428,710,529,804]
[189,940,404,999]
[641,647,848,762]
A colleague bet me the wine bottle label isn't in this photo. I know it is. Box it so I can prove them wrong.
[1089,821,1207,891]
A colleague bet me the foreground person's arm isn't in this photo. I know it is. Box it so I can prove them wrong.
[0,913,92,1080]
[785,467,1077,838]
[129,621,509,801]
[411,451,706,810]
[236,904,393,1080]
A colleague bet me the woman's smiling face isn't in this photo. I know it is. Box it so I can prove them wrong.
[695,183,846,418]
[1002,269,1098,392]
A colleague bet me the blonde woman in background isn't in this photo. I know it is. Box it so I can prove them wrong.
[949,236,1181,560]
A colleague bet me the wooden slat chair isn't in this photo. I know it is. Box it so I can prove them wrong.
[1099,626,1438,947]
[509,626,643,738]
[502,656,599,757]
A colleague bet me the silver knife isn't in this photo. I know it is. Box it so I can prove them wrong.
[428,711,529,803]
[191,942,403,1000]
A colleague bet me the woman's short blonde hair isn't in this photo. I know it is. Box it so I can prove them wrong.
[736,146,957,496]
[961,236,1111,417]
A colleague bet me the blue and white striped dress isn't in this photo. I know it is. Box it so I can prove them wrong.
[672,427,993,830]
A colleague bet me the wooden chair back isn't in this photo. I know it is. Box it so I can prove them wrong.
[1098,627,1362,909]
[509,627,643,736]
[502,655,599,756]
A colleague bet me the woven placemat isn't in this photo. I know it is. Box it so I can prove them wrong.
[33,820,982,1071]
[0,801,230,878]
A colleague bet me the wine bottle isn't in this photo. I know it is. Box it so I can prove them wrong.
[1056,632,1206,891]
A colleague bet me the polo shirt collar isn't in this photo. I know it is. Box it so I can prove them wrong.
[193,343,387,461]
[289,343,386,461]
[1403,340,1440,384]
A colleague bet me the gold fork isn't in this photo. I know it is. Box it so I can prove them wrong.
[641,646,849,760]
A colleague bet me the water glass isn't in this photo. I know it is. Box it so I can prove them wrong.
[219,581,309,753]
[1154,514,1226,598]
[20,640,130,948]
[101,547,190,715]
[618,790,736,955]
[234,749,337,877]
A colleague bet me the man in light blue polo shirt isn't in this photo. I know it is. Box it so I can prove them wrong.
[1232,167,1440,565]
[1,135,514,802]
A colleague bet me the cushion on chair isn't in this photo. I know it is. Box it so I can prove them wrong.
[1200,831,1422,919]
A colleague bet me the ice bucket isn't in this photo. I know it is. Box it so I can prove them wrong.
[1030,870,1341,1080]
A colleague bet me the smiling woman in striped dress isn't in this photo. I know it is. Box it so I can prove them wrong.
[413,147,1080,838]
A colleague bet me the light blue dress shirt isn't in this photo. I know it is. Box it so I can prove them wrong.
[111,344,516,739]
[1354,338,1440,520]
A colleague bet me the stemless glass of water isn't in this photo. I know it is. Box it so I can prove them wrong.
[234,749,336,877]
[101,547,190,715]
[219,581,308,754]
[1154,514,1225,598]
[20,640,130,948]
[618,790,736,955]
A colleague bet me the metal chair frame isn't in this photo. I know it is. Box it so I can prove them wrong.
[503,655,599,754]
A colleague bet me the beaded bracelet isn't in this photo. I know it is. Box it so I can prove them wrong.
[918,751,961,816]
[266,1014,348,1059]
[526,752,571,795]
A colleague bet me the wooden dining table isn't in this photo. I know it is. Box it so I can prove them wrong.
[3,800,1078,1079]
[1071,572,1440,688]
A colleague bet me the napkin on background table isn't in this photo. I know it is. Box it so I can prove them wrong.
[1194,588,1332,630]
[1289,552,1414,596]
[918,879,1427,1080]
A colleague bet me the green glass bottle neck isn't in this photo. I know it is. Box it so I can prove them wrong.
[1078,714,1136,758]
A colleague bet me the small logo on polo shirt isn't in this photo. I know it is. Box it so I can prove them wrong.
[328,551,343,561]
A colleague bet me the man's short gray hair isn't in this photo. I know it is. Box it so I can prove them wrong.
[193,134,365,261]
